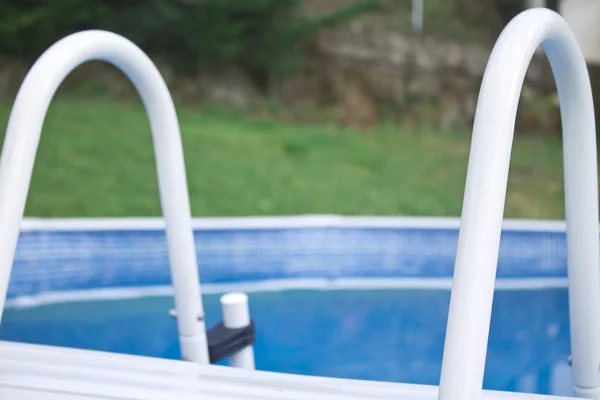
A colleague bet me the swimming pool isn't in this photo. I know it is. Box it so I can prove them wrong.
[0,216,575,397]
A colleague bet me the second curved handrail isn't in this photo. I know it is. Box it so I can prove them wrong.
[438,8,600,400]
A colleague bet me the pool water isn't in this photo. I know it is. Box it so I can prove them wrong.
[0,288,573,396]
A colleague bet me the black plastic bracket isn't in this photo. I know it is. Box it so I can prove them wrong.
[206,320,256,364]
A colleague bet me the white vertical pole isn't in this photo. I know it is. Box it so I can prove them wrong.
[526,0,548,54]
[438,8,600,400]
[221,292,255,370]
[0,30,209,364]
[526,0,547,8]
[412,0,424,33]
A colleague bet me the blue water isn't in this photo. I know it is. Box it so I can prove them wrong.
[0,288,573,396]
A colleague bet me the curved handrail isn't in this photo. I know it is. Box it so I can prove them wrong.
[0,30,209,364]
[438,8,600,400]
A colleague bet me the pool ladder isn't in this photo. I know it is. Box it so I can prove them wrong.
[438,8,600,400]
[0,7,598,400]
[0,30,212,364]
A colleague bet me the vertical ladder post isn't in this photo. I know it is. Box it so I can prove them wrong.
[0,30,209,364]
[438,8,600,400]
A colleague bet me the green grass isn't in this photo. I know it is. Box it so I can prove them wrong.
[0,97,567,219]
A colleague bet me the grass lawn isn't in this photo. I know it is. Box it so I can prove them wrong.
[0,97,567,219]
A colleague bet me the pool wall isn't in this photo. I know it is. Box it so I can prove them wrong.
[8,215,571,302]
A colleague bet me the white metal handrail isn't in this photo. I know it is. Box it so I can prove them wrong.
[439,8,600,400]
[0,30,209,364]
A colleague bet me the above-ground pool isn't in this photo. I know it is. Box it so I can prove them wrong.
[0,216,575,397]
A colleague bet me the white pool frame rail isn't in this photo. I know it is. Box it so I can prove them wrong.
[0,30,209,364]
[439,8,600,400]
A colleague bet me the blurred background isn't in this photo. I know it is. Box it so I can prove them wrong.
[0,0,598,220]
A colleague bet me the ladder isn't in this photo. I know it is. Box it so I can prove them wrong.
[0,30,210,364]
[439,7,600,400]
[0,7,597,400]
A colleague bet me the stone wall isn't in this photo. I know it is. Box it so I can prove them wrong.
[272,23,560,132]
[0,23,561,134]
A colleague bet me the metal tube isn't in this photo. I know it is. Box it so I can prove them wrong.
[438,9,600,400]
[0,30,209,364]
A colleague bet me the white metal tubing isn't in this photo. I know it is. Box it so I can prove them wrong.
[220,292,255,370]
[0,30,209,364]
[438,8,600,400]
